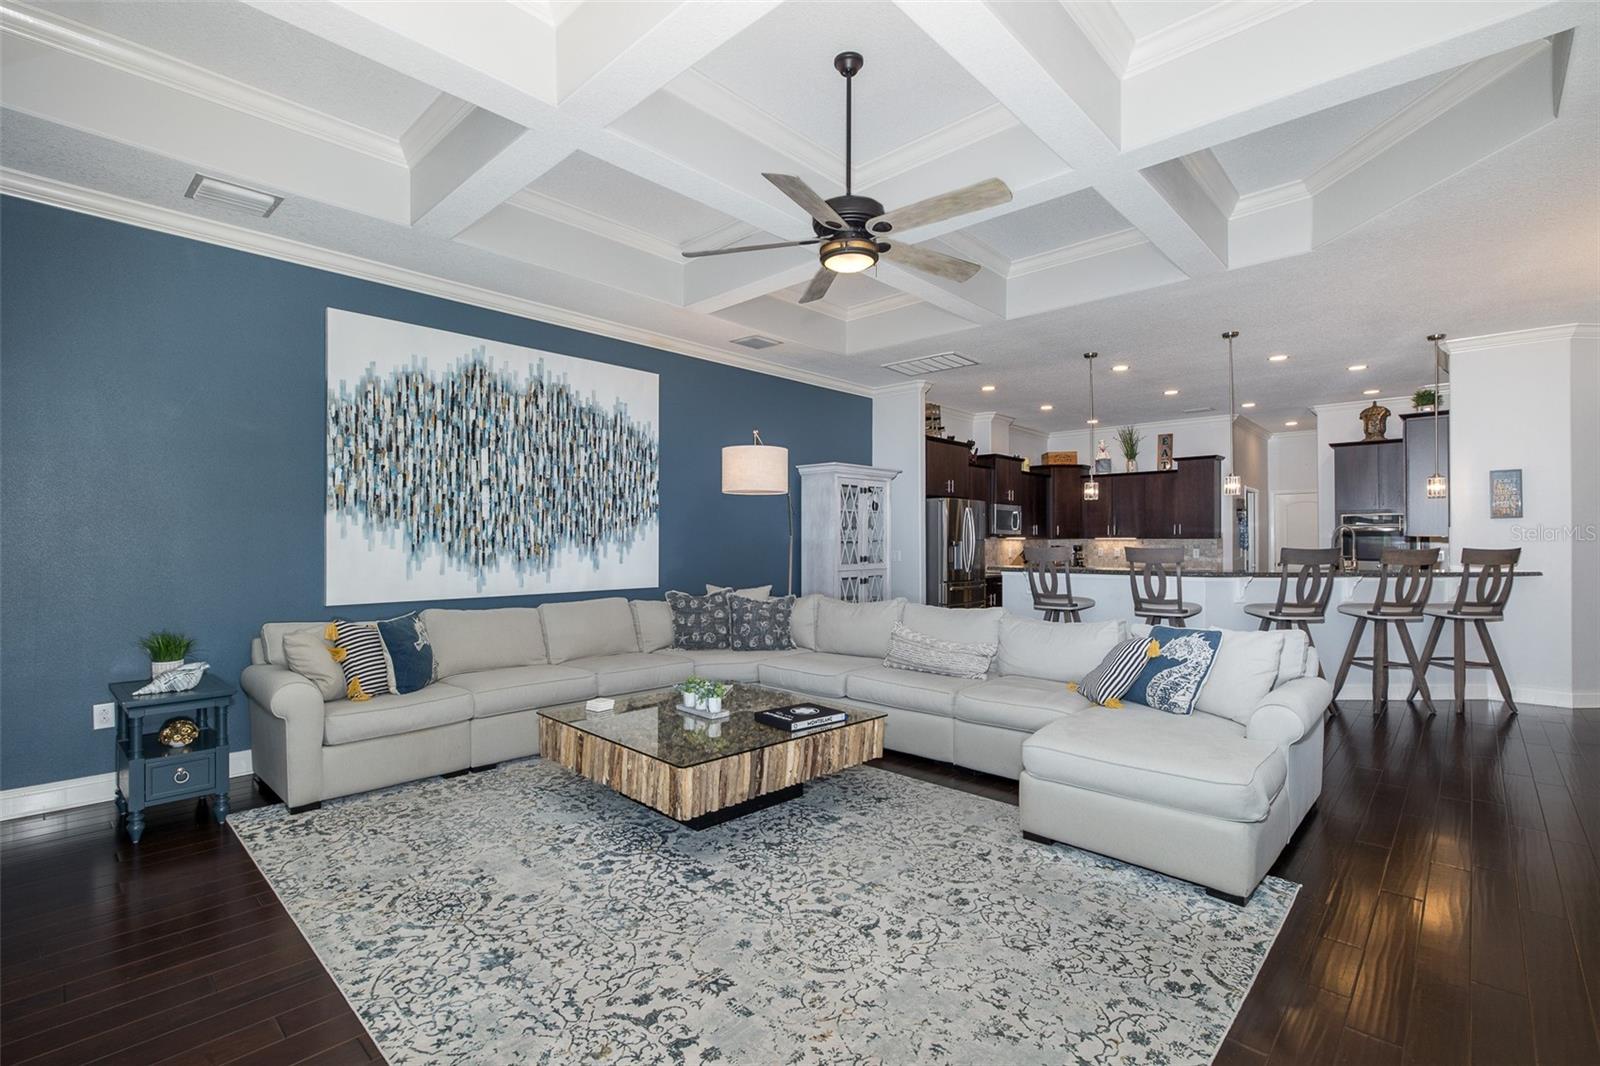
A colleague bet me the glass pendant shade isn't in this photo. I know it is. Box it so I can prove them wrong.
[1082,479,1099,501]
[1426,474,1448,499]
[1223,472,1243,497]
[1426,333,1448,501]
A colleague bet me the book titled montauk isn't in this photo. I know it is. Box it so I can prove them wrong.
[754,705,848,731]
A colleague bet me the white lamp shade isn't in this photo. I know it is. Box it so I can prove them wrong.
[722,444,789,495]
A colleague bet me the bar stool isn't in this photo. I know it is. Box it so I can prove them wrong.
[1243,547,1341,676]
[1407,547,1521,714]
[1126,547,1201,627]
[1331,547,1439,714]
[1022,545,1094,622]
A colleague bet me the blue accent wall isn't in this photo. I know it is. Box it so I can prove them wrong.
[0,197,871,790]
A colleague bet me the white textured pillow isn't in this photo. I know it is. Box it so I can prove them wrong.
[789,594,822,649]
[816,597,907,658]
[997,616,1126,683]
[883,624,995,679]
[707,583,772,600]
[1197,629,1286,724]
[281,628,345,701]
[631,600,674,652]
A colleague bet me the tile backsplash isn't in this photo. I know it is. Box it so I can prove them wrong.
[987,536,1225,570]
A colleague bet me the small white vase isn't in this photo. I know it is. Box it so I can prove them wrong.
[706,696,723,715]
[684,691,702,709]
[151,658,184,679]
[1125,459,1138,473]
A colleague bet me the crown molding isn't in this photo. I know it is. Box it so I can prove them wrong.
[682,218,761,254]
[1061,1,1135,75]
[507,187,685,262]
[1179,149,1239,216]
[869,379,931,399]
[1306,38,1548,196]
[798,289,923,323]
[0,2,408,167]
[1125,1,1310,78]
[932,232,1012,279]
[1,168,875,397]
[854,104,1020,189]
[666,69,839,182]
[1230,179,1309,219]
[1006,228,1148,279]
[398,94,476,165]
[1443,323,1600,354]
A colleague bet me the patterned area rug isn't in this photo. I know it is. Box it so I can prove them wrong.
[231,760,1296,1065]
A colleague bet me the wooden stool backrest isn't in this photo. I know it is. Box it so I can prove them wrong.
[1452,547,1520,614]
[1126,546,1186,613]
[1274,547,1342,614]
[1371,547,1440,616]
[1022,544,1074,602]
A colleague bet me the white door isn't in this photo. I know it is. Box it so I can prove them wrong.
[1271,492,1320,566]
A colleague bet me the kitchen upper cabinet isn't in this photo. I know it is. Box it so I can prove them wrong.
[1170,457,1221,539]
[1044,465,1086,539]
[1332,439,1405,516]
[1023,471,1049,537]
[1402,412,1450,537]
[926,437,975,498]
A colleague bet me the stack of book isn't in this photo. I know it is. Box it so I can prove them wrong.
[754,705,848,732]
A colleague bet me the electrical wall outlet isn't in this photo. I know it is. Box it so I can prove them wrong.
[92,702,115,730]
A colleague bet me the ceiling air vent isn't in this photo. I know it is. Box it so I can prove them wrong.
[882,351,978,376]
[1182,406,1218,415]
[185,174,283,218]
[731,334,782,350]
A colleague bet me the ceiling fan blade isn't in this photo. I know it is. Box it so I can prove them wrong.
[882,242,982,282]
[798,267,837,304]
[763,173,847,230]
[869,177,1012,234]
[682,238,822,259]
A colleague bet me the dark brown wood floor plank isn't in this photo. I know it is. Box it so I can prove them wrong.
[1470,864,1528,995]
[1470,982,1536,1066]
[1345,892,1422,1045]
[223,1014,373,1066]
[1521,907,1600,1065]
[1335,1028,1402,1065]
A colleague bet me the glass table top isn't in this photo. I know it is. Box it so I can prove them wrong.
[538,684,885,769]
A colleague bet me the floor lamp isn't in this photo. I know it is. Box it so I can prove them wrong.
[722,430,793,596]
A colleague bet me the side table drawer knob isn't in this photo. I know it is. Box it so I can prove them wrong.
[173,768,190,785]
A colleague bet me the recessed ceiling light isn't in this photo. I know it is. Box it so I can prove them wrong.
[1363,388,1381,395]
[1163,388,1179,396]
[1111,364,1129,372]
[1240,402,1256,409]
[1039,403,1053,411]
[1268,354,1290,363]
[1348,364,1368,371]
[980,384,996,392]
[1284,420,1299,427]
[1086,417,1099,425]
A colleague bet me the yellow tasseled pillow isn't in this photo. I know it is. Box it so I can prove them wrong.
[1068,637,1159,708]
[326,620,391,702]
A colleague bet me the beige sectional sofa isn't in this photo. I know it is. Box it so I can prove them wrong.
[242,593,1328,902]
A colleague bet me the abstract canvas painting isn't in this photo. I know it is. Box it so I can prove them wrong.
[325,310,659,605]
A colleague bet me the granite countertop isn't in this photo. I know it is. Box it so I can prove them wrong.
[992,566,1543,577]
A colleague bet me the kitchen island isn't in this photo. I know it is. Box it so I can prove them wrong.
[997,566,1541,701]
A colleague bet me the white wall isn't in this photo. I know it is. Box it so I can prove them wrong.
[1011,424,1049,466]
[872,380,929,603]
[1570,332,1600,701]
[1268,430,1319,494]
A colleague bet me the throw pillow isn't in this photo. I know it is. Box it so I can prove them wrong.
[883,624,996,680]
[730,595,795,651]
[281,628,345,701]
[707,583,772,600]
[1069,635,1159,708]
[326,620,392,702]
[1123,626,1222,716]
[376,612,434,694]
[666,590,731,650]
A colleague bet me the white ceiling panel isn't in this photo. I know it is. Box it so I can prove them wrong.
[958,189,1131,261]
[525,151,741,249]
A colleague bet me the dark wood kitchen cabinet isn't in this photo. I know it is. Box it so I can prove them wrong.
[1041,464,1087,539]
[1023,471,1049,536]
[1170,456,1222,539]
[983,454,1028,505]
[926,436,978,498]
[1331,439,1405,516]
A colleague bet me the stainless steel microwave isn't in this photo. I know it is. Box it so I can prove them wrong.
[991,503,1022,535]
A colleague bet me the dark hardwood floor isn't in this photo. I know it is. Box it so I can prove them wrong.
[4,699,1597,1065]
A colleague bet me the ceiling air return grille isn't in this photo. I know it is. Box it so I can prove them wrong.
[185,174,283,218]
[731,334,782,350]
[881,351,978,376]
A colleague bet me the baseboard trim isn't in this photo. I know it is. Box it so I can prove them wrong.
[1,750,254,821]
[1330,678,1593,709]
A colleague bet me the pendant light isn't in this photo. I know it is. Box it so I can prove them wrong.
[1221,330,1242,497]
[1082,351,1100,501]
[1426,333,1448,499]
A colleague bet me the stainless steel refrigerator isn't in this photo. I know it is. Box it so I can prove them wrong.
[926,497,988,608]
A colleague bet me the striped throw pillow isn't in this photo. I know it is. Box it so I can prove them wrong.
[326,620,392,702]
[882,624,996,680]
[1070,636,1158,708]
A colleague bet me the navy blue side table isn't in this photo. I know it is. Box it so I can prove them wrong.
[110,674,235,843]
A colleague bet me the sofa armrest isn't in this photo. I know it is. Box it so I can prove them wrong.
[241,664,326,807]
[1246,676,1333,747]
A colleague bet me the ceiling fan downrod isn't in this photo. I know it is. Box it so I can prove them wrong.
[835,51,863,197]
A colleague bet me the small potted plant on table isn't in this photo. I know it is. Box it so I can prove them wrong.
[139,630,195,679]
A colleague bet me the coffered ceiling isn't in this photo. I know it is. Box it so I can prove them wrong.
[2,0,1595,436]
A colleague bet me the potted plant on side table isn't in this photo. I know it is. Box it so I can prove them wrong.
[138,630,194,679]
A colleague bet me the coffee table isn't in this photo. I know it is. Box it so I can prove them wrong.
[537,684,886,829]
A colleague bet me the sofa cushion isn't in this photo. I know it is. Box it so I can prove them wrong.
[376,612,434,694]
[790,594,822,649]
[846,664,983,716]
[901,603,1006,645]
[758,652,878,698]
[816,598,906,658]
[729,595,795,651]
[541,598,640,663]
[323,682,474,745]
[666,590,732,650]
[1197,629,1287,724]
[997,617,1126,683]
[329,620,392,701]
[1073,635,1159,708]
[281,628,345,701]
[444,665,598,718]
[632,600,674,653]
[422,608,546,674]
[707,583,771,600]
[673,647,800,683]
[260,621,327,667]
[882,624,995,679]
[564,652,692,696]
[1125,626,1222,716]
[1273,629,1314,686]
[955,676,1091,733]
[1023,705,1284,823]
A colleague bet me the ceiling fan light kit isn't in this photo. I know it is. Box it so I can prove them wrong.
[682,51,1011,304]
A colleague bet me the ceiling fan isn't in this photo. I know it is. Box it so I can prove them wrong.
[682,51,1012,304]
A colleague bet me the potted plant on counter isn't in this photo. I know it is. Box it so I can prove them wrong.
[138,630,195,679]
[1117,427,1143,473]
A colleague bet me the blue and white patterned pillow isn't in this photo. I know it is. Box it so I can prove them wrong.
[1124,626,1222,716]
[377,612,434,694]
[1069,636,1157,708]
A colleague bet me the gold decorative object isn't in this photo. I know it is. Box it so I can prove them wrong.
[1359,401,1392,441]
[158,717,199,748]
